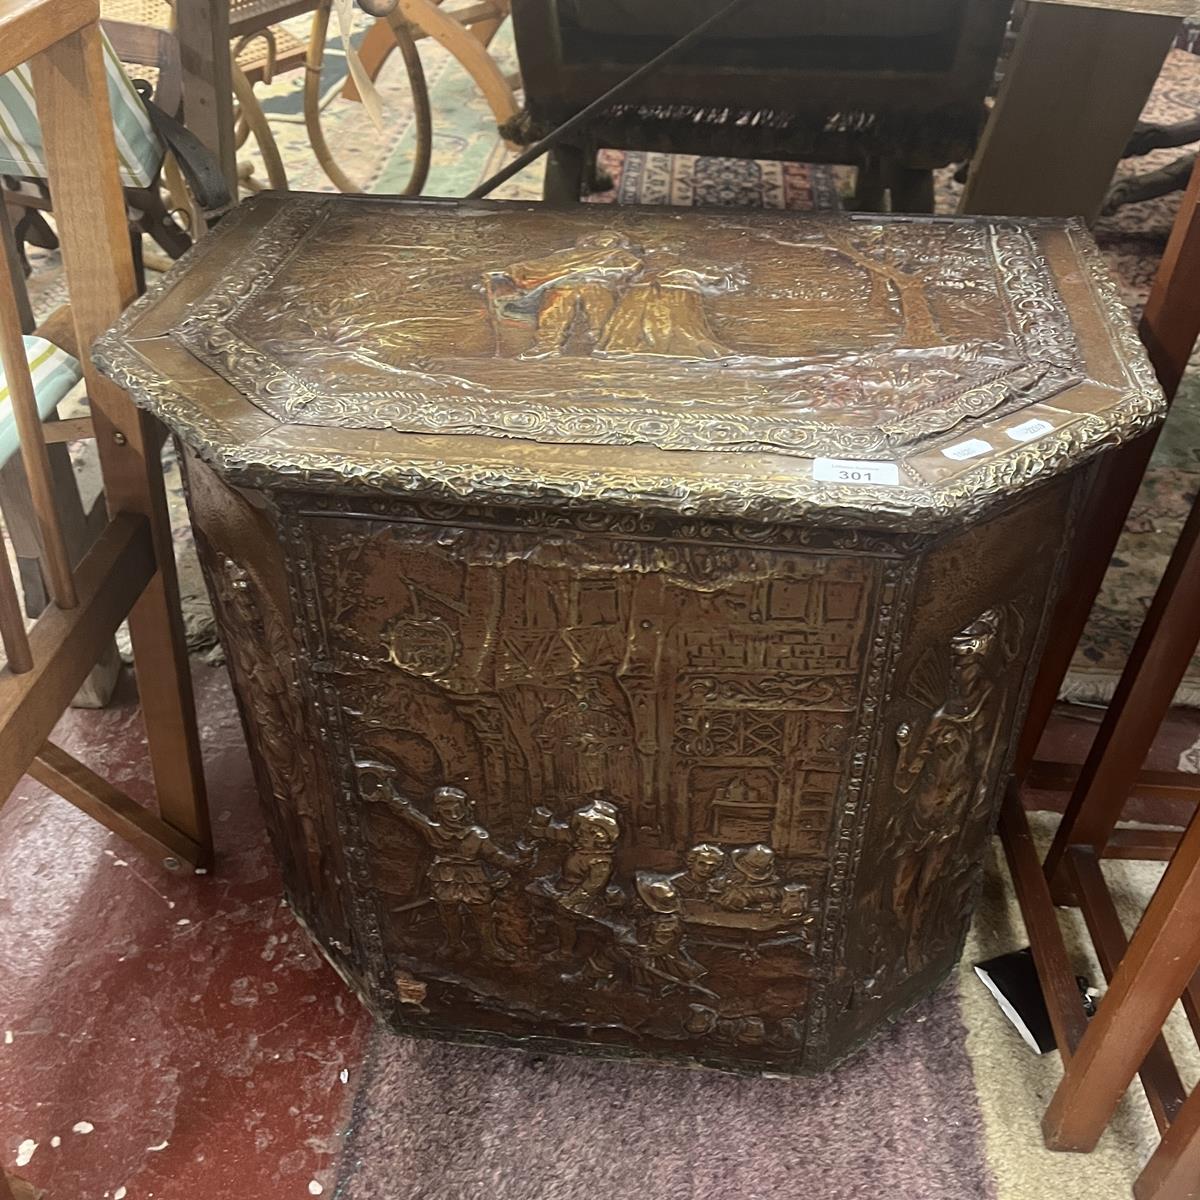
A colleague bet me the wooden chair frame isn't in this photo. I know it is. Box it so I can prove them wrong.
[1002,153,1200,1200]
[0,0,211,869]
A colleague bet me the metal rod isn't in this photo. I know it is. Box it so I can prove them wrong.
[467,0,758,200]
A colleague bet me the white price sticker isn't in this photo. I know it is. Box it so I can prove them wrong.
[941,438,991,461]
[813,458,900,486]
[1006,417,1054,443]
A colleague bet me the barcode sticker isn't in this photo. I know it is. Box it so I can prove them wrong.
[813,458,900,486]
[1007,417,1054,443]
[942,438,991,461]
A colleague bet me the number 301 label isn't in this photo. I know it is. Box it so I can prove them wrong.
[813,458,900,486]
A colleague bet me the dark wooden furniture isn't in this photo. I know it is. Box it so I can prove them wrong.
[960,0,1186,223]
[97,194,1160,1072]
[1000,153,1200,1200]
[510,0,1013,207]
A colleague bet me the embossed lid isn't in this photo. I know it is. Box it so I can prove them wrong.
[95,193,1163,532]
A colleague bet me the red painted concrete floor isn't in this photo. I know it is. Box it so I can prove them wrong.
[1,660,1196,1198]
[0,663,369,1200]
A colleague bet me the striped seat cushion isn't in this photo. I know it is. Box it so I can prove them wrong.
[0,29,162,188]
[0,336,84,469]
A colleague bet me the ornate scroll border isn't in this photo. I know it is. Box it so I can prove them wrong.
[93,204,1166,537]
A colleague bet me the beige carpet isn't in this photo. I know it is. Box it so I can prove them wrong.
[962,816,1195,1200]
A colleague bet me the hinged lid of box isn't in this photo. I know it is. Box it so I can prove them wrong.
[95,194,1163,532]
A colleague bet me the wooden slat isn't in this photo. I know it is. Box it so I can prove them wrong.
[1103,828,1185,860]
[1029,760,1200,802]
[960,4,1179,223]
[0,513,152,803]
[33,304,80,359]
[1042,823,1200,1151]
[29,740,207,867]
[998,789,1090,1058]
[0,522,33,673]
[33,24,212,857]
[175,0,238,192]
[1016,444,1160,783]
[0,0,95,74]
[1141,150,1200,398]
[40,416,95,444]
[1066,849,1187,1131]
[0,241,79,610]
[1045,493,1200,884]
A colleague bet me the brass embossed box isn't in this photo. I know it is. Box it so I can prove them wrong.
[96,195,1162,1073]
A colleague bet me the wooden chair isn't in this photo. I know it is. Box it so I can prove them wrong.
[1000,153,1200,1200]
[0,32,211,1200]
[2,19,192,273]
[509,0,1013,207]
[2,7,212,1182]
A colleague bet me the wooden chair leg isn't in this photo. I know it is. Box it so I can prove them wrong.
[887,164,935,213]
[1042,809,1200,1152]
[852,160,887,212]
[1135,1082,1200,1200]
[1043,492,1200,889]
[543,143,585,204]
[32,24,212,861]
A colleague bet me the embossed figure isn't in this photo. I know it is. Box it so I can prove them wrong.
[488,233,643,358]
[568,874,712,998]
[672,844,727,900]
[712,844,784,912]
[624,875,709,995]
[528,798,622,957]
[595,248,743,360]
[889,607,1017,964]
[367,773,523,962]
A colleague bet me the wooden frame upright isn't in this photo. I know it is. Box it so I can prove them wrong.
[0,0,211,868]
[1004,152,1200,1200]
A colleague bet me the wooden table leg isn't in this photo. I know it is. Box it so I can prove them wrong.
[1042,807,1200,1152]
[961,3,1179,222]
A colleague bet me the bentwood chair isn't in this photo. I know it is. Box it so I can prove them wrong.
[0,0,211,1064]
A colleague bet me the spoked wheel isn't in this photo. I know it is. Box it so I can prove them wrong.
[304,0,432,195]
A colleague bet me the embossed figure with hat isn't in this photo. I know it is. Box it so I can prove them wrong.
[528,797,622,957]
[713,844,784,912]
[359,762,524,962]
[566,873,714,999]
[487,232,643,358]
[889,605,1021,967]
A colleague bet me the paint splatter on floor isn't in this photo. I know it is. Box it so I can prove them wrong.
[0,665,369,1199]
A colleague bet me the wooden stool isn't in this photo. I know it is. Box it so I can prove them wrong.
[1002,153,1200,1200]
